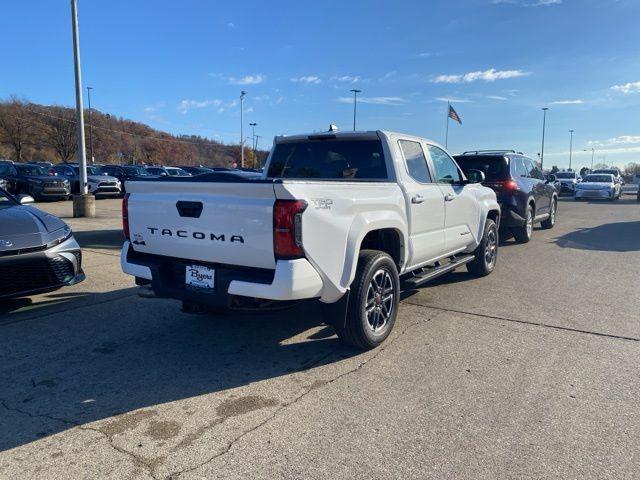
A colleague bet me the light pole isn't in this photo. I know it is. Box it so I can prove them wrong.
[568,129,574,171]
[86,86,94,165]
[249,122,257,152]
[350,89,361,131]
[70,0,94,217]
[583,148,595,170]
[240,90,246,168]
[540,107,549,170]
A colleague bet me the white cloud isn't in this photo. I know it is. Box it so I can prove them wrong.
[228,74,264,85]
[337,96,406,106]
[492,0,561,5]
[486,95,508,101]
[432,68,529,83]
[290,75,322,84]
[227,22,235,28]
[178,99,237,114]
[380,71,397,81]
[587,135,640,147]
[611,81,640,94]
[436,97,473,103]
[331,75,361,84]
[550,99,584,105]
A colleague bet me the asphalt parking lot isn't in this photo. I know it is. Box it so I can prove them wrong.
[1,195,639,479]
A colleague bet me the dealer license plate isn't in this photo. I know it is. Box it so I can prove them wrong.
[185,265,215,290]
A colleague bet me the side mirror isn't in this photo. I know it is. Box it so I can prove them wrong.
[17,194,35,205]
[466,169,485,184]
[547,174,556,183]
[160,172,168,176]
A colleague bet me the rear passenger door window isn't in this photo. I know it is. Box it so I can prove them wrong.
[399,140,432,183]
[427,145,463,184]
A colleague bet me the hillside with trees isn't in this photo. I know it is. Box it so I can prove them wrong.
[0,97,267,167]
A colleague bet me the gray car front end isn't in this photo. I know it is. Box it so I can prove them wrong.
[575,181,618,200]
[0,193,84,299]
[86,174,122,196]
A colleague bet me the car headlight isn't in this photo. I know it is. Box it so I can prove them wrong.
[47,226,72,248]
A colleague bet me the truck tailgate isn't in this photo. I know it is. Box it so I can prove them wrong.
[126,180,277,269]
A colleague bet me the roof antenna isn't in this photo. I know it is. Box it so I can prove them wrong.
[328,124,339,132]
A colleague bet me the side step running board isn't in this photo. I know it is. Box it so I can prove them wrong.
[403,254,475,288]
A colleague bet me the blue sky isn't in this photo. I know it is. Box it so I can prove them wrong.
[4,0,640,168]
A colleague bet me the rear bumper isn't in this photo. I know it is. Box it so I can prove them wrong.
[120,241,323,306]
[498,203,526,228]
[0,236,84,299]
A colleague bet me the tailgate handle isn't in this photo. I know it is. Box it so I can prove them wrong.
[176,201,203,218]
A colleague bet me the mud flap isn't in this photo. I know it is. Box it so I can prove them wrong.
[320,290,350,329]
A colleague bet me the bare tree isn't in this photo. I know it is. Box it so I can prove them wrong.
[42,107,78,163]
[0,97,34,161]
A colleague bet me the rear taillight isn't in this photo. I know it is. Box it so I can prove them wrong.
[490,180,518,192]
[274,199,307,260]
[504,180,518,191]
[122,193,130,240]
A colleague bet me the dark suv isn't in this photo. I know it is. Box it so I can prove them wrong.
[100,165,153,193]
[454,150,558,243]
[0,163,71,200]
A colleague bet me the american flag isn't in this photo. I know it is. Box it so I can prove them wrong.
[448,104,462,125]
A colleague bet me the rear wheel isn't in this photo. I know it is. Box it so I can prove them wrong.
[512,205,533,243]
[541,198,557,229]
[467,219,498,277]
[335,250,399,350]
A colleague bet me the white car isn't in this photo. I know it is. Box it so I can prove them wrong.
[554,171,581,195]
[575,174,621,200]
[120,130,501,349]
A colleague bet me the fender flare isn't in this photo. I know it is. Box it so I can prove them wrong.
[339,214,408,290]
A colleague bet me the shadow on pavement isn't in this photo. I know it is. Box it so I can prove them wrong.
[0,290,358,452]
[74,229,125,250]
[555,221,640,252]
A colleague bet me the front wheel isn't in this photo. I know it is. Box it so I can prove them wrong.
[467,218,498,277]
[335,250,400,350]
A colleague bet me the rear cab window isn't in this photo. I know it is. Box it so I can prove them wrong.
[454,155,510,182]
[267,136,388,180]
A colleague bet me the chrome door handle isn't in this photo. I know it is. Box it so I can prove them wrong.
[444,194,455,202]
[411,195,425,204]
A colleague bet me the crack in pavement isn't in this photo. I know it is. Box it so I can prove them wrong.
[168,316,427,479]
[0,398,158,480]
[405,301,640,343]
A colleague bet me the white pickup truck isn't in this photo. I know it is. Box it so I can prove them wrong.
[121,130,500,349]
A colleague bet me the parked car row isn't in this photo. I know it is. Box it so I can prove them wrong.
[0,161,260,200]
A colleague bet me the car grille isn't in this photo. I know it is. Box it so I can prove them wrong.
[44,181,67,188]
[0,256,75,297]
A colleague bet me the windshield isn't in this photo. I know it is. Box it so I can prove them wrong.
[167,168,189,176]
[267,138,388,180]
[583,175,613,183]
[0,189,17,209]
[122,166,150,176]
[454,155,510,181]
[0,164,16,175]
[555,172,576,179]
[15,164,48,176]
[593,170,618,176]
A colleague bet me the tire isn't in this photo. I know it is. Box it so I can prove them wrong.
[541,198,557,229]
[467,218,498,277]
[512,204,533,243]
[334,250,400,350]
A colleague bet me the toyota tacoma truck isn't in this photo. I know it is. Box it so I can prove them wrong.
[120,130,500,349]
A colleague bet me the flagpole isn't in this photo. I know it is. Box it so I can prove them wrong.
[445,101,450,149]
